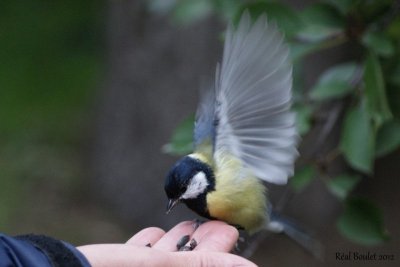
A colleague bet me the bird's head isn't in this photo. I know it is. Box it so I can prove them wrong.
[164,155,215,215]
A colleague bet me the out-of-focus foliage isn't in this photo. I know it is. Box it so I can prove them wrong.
[327,174,361,200]
[293,104,313,135]
[309,62,359,100]
[375,120,400,157]
[289,165,316,192]
[156,0,400,246]
[162,115,194,155]
[337,197,389,245]
[0,0,102,230]
[340,102,375,174]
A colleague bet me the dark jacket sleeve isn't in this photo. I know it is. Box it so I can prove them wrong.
[0,233,91,267]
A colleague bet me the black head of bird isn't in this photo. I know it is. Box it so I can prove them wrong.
[165,155,215,219]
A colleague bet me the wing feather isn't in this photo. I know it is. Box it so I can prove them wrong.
[194,84,216,150]
[214,12,298,184]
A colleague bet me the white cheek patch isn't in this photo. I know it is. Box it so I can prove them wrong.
[181,171,209,199]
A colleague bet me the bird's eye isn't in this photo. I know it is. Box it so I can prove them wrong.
[180,185,187,194]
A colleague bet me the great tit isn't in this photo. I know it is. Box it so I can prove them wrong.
[164,12,298,235]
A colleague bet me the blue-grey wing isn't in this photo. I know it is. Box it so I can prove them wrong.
[193,84,216,150]
[214,12,298,184]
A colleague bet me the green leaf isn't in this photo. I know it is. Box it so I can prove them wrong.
[319,62,358,83]
[364,52,392,127]
[302,3,344,28]
[237,2,303,38]
[292,63,306,101]
[163,115,194,155]
[310,62,358,100]
[289,42,321,61]
[311,82,352,100]
[337,198,389,246]
[375,120,400,157]
[340,103,375,174]
[323,0,355,14]
[294,104,313,135]
[327,174,361,199]
[362,31,395,57]
[212,0,242,20]
[358,0,394,22]
[172,0,213,24]
[290,165,316,192]
[387,16,400,40]
[297,3,345,42]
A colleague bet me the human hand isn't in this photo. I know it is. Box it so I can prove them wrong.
[78,220,257,267]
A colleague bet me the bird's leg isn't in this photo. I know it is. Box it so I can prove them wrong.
[192,218,206,230]
[175,219,205,251]
[229,223,244,231]
[176,219,205,252]
[231,235,245,253]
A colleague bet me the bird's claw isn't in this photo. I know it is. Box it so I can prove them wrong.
[176,235,190,250]
[177,235,198,251]
[189,238,197,250]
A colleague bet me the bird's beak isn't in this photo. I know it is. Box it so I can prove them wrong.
[166,198,180,214]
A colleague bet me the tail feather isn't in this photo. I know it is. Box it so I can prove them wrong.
[267,209,324,259]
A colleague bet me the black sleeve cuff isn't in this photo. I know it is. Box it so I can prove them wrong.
[15,234,91,267]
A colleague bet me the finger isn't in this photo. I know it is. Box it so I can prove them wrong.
[191,220,239,252]
[78,244,258,267]
[78,244,170,266]
[173,251,258,267]
[152,221,195,251]
[126,227,166,247]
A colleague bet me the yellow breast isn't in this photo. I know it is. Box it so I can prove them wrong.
[205,151,268,234]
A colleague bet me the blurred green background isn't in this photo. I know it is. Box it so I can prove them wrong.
[1,0,399,266]
[0,0,109,241]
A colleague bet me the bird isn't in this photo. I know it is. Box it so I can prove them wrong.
[164,11,301,239]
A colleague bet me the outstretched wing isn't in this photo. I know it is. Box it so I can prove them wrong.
[214,12,298,184]
[193,84,216,153]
